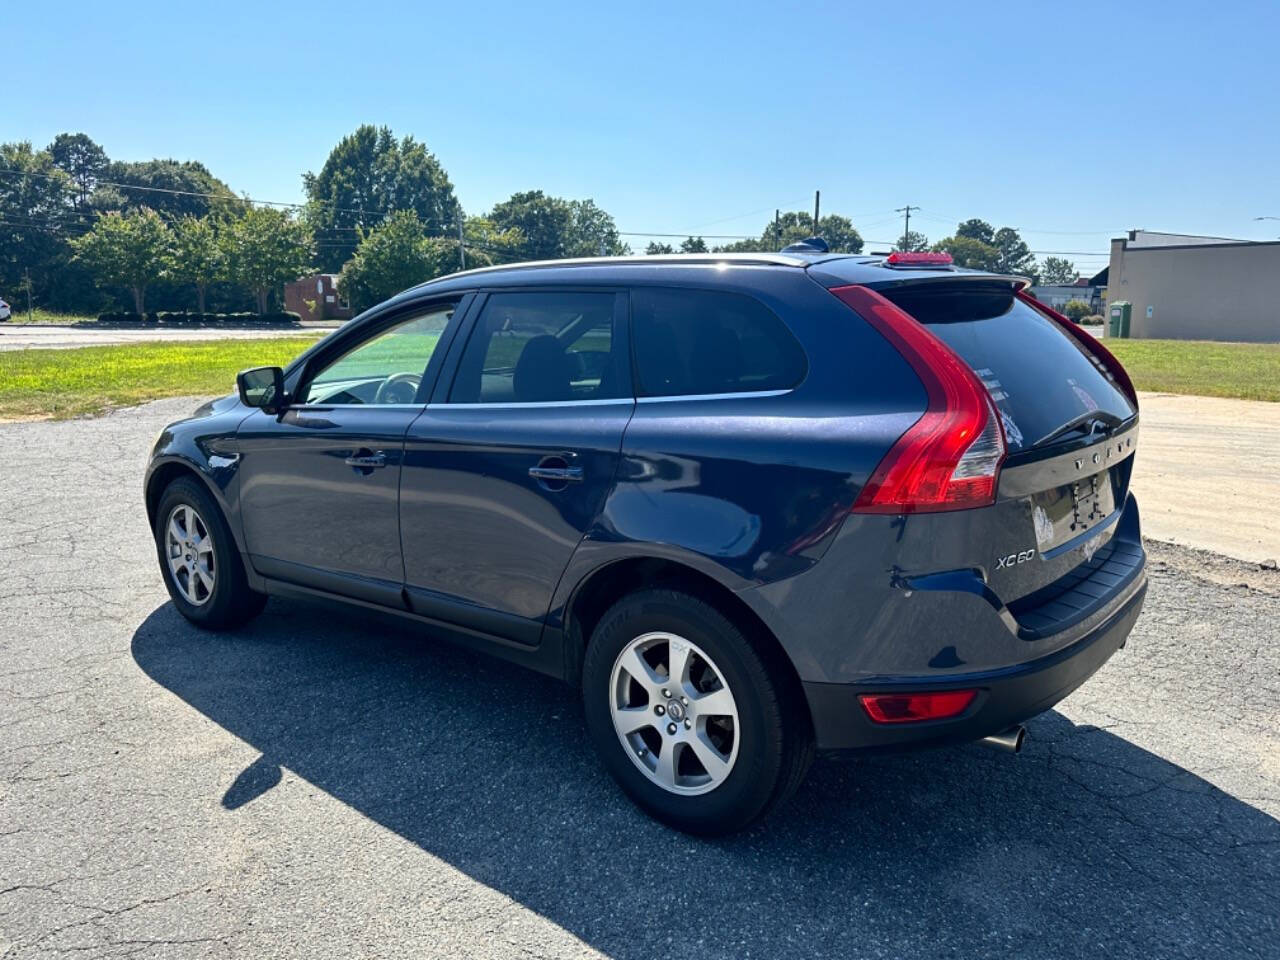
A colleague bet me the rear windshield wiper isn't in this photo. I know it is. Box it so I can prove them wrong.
[1034,410,1125,448]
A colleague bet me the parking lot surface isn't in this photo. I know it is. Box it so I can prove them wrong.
[2,398,1277,959]
[0,325,334,352]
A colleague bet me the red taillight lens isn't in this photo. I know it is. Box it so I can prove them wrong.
[830,284,1005,514]
[1016,291,1138,410]
[859,689,978,724]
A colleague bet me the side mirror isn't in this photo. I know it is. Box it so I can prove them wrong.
[237,366,285,412]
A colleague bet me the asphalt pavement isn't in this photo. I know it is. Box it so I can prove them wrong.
[1,397,1277,959]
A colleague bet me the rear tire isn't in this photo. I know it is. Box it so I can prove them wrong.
[153,477,266,630]
[582,588,813,835]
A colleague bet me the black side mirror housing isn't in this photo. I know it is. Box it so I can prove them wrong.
[237,366,286,413]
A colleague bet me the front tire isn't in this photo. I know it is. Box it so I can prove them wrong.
[153,477,266,630]
[582,588,813,835]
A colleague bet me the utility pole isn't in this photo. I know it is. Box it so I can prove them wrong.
[23,268,32,322]
[457,217,466,271]
[813,191,821,235]
[895,205,919,248]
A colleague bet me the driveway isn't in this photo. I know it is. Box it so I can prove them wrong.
[1,398,1277,959]
[0,325,335,352]
[1130,392,1280,563]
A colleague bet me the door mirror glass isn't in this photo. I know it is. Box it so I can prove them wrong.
[237,366,285,410]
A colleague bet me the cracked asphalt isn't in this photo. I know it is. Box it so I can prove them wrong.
[2,397,1278,959]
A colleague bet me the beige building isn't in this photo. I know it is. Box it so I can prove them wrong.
[1107,230,1280,342]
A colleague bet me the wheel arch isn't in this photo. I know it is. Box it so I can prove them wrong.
[562,557,811,732]
[145,458,245,553]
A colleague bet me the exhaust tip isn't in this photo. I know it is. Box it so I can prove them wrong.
[980,725,1026,754]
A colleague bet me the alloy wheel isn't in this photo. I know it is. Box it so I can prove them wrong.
[609,631,740,795]
[164,504,215,606]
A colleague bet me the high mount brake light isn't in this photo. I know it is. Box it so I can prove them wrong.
[885,251,953,266]
[859,689,978,724]
[830,285,1006,514]
[1016,291,1139,410]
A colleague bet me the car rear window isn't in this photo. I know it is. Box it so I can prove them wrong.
[880,283,1136,450]
[631,288,807,398]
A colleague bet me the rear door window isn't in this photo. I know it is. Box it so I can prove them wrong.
[631,288,807,397]
[880,283,1136,450]
[448,291,625,403]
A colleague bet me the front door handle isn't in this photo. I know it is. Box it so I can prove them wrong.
[528,465,584,482]
[345,450,388,471]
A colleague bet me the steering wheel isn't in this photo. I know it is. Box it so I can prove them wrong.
[374,371,422,405]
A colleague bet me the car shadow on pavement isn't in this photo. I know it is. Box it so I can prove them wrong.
[131,598,1278,958]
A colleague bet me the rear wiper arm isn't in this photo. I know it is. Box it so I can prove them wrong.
[1034,410,1125,447]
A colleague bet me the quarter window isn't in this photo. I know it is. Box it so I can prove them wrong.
[631,288,807,397]
[448,291,624,403]
[304,304,453,405]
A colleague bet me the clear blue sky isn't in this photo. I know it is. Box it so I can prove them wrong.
[11,0,1280,271]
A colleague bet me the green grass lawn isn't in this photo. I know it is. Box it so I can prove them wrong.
[0,337,322,420]
[3,308,98,325]
[1106,339,1280,402]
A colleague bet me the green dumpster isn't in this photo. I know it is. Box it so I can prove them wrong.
[1109,301,1131,338]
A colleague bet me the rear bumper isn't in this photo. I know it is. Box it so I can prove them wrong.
[802,569,1147,751]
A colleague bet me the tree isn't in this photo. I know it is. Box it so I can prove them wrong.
[223,206,312,313]
[1040,256,1077,285]
[47,133,108,211]
[567,199,628,257]
[304,125,459,270]
[489,190,572,260]
[894,230,930,252]
[488,191,627,260]
[340,212,492,311]
[933,235,1000,271]
[0,141,73,309]
[768,211,864,252]
[1063,299,1091,322]
[105,158,240,220]
[463,216,524,263]
[992,226,1036,276]
[955,218,996,246]
[680,236,708,253]
[71,208,172,313]
[170,217,223,313]
[646,241,675,255]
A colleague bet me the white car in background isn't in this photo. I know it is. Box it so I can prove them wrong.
[0,298,11,321]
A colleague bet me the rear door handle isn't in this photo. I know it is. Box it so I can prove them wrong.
[345,451,387,469]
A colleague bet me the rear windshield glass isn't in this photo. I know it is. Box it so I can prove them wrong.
[880,283,1136,451]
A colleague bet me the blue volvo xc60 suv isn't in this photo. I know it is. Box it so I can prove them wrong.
[145,247,1147,834]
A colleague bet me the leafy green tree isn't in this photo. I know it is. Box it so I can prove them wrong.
[680,236,708,253]
[646,241,675,255]
[304,125,459,270]
[223,206,312,313]
[489,190,571,260]
[0,141,73,308]
[463,216,524,262]
[567,199,628,257]
[1063,299,1091,322]
[1040,256,1077,285]
[955,218,996,245]
[105,158,240,220]
[993,226,1035,276]
[169,217,223,313]
[71,208,172,313]
[894,230,930,252]
[769,211,864,252]
[338,211,433,311]
[47,133,108,211]
[933,235,1000,271]
[712,238,765,253]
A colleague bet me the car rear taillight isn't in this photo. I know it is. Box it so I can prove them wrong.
[859,689,978,724]
[830,284,1006,514]
[1016,291,1139,410]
